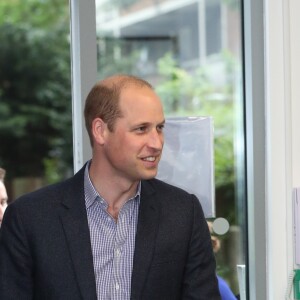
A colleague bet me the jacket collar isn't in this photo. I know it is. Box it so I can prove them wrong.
[131,180,161,299]
[59,164,98,300]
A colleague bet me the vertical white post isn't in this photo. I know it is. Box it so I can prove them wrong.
[244,0,266,299]
[70,0,97,173]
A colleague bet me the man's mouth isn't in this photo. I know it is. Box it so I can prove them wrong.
[142,156,156,162]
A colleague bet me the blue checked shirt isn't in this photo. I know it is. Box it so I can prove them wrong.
[84,163,141,300]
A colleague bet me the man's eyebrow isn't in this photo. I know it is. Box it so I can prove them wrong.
[134,122,150,127]
[132,119,165,127]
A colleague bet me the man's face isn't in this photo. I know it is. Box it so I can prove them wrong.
[0,181,8,225]
[102,85,165,183]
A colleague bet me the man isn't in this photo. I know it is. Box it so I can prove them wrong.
[0,74,220,299]
[0,168,8,226]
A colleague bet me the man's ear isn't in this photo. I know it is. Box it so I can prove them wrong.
[91,118,108,145]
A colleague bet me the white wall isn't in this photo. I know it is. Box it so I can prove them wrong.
[264,0,300,299]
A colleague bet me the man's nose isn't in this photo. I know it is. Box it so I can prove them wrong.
[148,129,164,149]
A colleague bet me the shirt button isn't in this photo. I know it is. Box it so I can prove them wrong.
[116,249,121,257]
[115,283,120,290]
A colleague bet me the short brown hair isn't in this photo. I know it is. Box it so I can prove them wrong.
[84,74,153,146]
[0,168,6,182]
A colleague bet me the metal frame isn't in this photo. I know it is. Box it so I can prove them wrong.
[243,0,266,299]
[70,0,96,172]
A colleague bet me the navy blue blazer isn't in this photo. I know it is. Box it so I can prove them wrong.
[0,165,220,299]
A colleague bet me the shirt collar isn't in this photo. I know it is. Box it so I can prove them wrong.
[84,160,141,209]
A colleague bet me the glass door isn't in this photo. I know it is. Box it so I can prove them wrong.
[94,0,246,297]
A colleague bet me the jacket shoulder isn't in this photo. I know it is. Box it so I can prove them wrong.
[11,165,85,208]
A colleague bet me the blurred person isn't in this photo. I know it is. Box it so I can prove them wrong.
[0,168,8,226]
[0,74,220,299]
[207,221,238,300]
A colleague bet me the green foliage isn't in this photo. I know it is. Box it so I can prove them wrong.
[156,53,193,112]
[0,0,69,29]
[0,0,72,180]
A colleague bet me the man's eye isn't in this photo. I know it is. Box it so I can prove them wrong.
[157,124,165,131]
[136,126,146,132]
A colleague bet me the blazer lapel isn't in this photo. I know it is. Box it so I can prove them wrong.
[131,180,161,299]
[59,167,97,300]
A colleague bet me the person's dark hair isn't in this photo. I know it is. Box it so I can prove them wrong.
[0,168,6,182]
[84,74,153,146]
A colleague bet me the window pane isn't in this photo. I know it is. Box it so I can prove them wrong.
[96,0,246,297]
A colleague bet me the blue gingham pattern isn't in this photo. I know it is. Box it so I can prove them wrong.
[84,163,140,300]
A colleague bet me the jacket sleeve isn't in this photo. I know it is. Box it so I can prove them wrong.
[181,195,221,299]
[0,202,34,299]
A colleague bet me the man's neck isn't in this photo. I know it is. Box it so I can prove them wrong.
[88,161,139,219]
